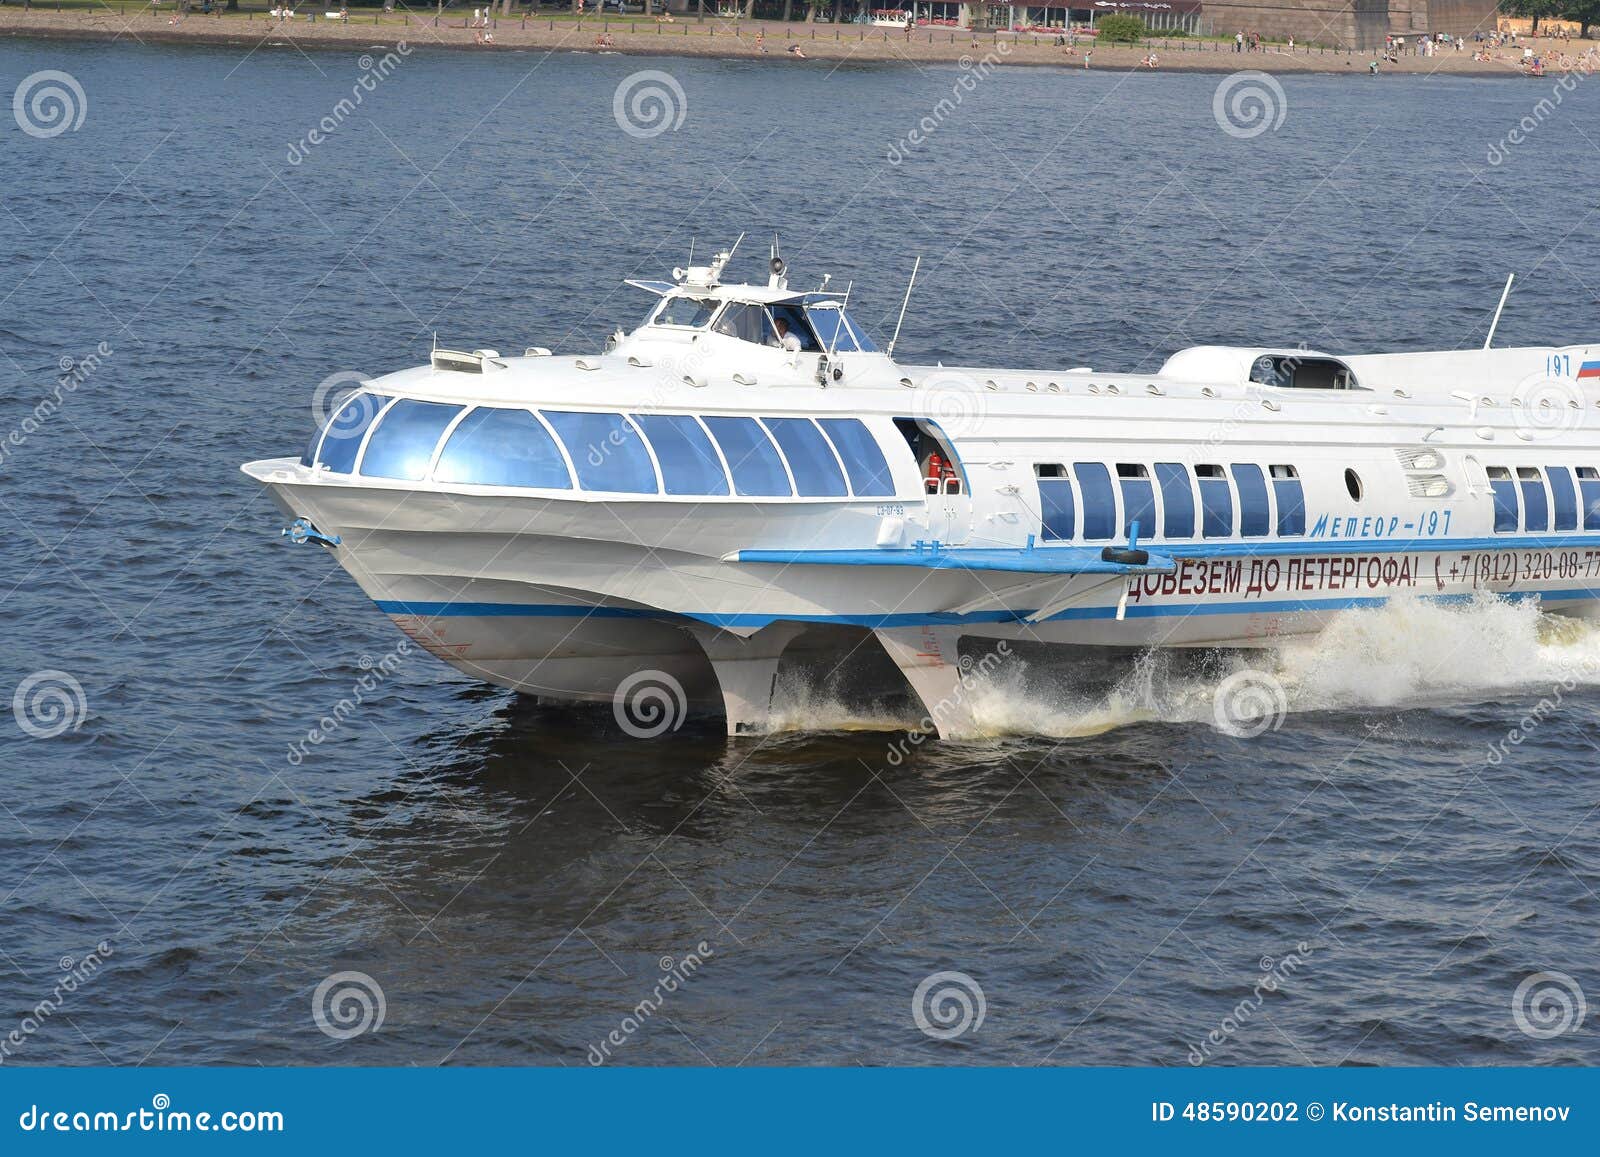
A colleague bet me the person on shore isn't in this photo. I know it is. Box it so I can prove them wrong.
[1234,31,1243,53]
[755,27,766,52]
[787,43,805,58]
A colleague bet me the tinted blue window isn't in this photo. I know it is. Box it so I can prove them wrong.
[806,307,857,353]
[1549,467,1578,531]
[763,418,847,497]
[1120,471,1156,540]
[841,311,878,353]
[1274,478,1306,536]
[1581,477,1600,530]
[1155,463,1194,538]
[434,408,570,489]
[632,414,728,496]
[1074,462,1116,540]
[704,417,791,497]
[1199,476,1233,538]
[542,411,658,494]
[359,399,460,480]
[1232,464,1270,537]
[1521,473,1549,532]
[1039,479,1074,541]
[315,393,389,474]
[1491,478,1519,533]
[817,419,894,497]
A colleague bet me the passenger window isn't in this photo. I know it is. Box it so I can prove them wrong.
[1270,465,1305,536]
[541,411,658,494]
[817,418,895,496]
[314,392,390,474]
[703,416,792,497]
[1036,465,1074,541]
[1154,463,1195,538]
[434,408,571,489]
[1074,462,1116,541]
[1518,466,1549,532]
[359,399,461,480]
[713,303,770,345]
[1231,464,1270,537]
[1117,464,1156,540]
[762,418,847,497]
[1548,466,1578,532]
[1578,467,1600,531]
[631,414,728,496]
[1196,464,1233,538]
[1487,467,1519,533]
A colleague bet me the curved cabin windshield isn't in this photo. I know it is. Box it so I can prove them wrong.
[649,296,719,329]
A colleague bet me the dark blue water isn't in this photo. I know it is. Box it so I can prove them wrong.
[2,38,1598,1066]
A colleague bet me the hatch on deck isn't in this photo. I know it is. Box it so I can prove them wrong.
[1158,346,1360,390]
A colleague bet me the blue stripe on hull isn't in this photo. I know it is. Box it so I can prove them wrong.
[376,588,1600,629]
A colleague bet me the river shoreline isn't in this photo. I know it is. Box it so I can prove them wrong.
[0,9,1582,75]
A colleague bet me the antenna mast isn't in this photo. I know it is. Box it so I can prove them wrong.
[1484,273,1514,350]
[887,256,922,357]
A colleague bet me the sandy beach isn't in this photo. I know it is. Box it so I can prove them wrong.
[0,7,1588,75]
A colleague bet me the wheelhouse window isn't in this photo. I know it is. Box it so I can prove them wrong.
[703,416,792,497]
[541,411,658,494]
[713,303,772,345]
[434,407,571,490]
[358,400,462,481]
[630,414,729,496]
[817,418,895,496]
[805,305,879,353]
[650,296,719,329]
[762,418,847,497]
[313,392,390,474]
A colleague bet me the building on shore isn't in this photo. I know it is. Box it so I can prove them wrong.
[945,0,1501,48]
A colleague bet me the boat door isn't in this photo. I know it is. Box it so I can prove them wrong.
[894,417,973,546]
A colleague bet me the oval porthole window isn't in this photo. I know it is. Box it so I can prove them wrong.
[1344,468,1363,501]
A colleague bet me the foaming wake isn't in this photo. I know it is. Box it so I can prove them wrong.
[960,595,1600,739]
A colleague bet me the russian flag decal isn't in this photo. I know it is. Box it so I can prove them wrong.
[1579,360,1600,380]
